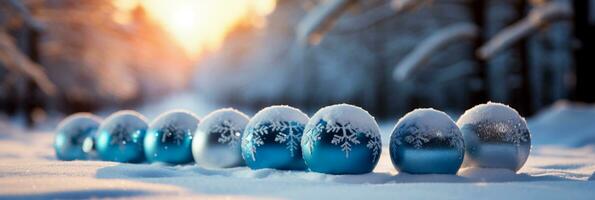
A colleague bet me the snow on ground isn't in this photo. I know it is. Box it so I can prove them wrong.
[1,100,594,199]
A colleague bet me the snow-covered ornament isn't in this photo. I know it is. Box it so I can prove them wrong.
[192,108,249,168]
[390,108,464,174]
[144,110,199,165]
[96,111,147,163]
[241,105,308,170]
[456,102,531,172]
[302,104,382,174]
[54,113,101,161]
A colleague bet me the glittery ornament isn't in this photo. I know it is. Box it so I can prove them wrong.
[457,102,531,171]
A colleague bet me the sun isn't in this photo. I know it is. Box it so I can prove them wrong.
[112,0,276,57]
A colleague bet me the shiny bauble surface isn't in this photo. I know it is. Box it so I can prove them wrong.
[457,102,531,172]
[192,108,249,168]
[390,108,464,174]
[96,110,148,163]
[54,113,101,161]
[302,104,382,174]
[241,106,308,170]
[144,110,199,165]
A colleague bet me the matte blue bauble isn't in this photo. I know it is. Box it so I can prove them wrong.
[54,113,101,161]
[193,108,249,168]
[96,110,148,163]
[241,106,308,170]
[144,110,199,165]
[302,104,382,174]
[390,108,464,174]
[457,102,531,172]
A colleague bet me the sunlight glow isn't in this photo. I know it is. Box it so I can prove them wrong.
[112,0,276,57]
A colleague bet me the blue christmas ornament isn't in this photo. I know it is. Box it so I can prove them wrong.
[96,110,148,163]
[457,102,531,172]
[302,104,382,174]
[54,113,101,161]
[193,108,249,168]
[144,110,199,165]
[390,108,464,174]
[241,105,308,170]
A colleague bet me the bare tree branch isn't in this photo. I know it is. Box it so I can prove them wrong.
[477,2,573,59]
[390,0,431,12]
[393,23,478,81]
[0,30,56,96]
[296,0,357,46]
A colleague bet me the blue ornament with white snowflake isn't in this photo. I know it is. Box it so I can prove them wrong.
[144,110,199,165]
[241,105,308,170]
[192,108,249,168]
[457,102,531,172]
[302,104,382,174]
[54,113,101,161]
[390,108,464,174]
[96,111,147,163]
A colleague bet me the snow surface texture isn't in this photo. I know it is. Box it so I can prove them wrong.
[1,101,595,199]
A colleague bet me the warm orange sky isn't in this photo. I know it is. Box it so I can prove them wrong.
[112,0,276,57]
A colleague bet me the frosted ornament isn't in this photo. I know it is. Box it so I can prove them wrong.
[457,102,531,171]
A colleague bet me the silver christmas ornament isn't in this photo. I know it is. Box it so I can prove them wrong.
[192,108,250,168]
[457,102,531,172]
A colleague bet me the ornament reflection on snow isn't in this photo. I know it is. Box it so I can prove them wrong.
[302,104,382,174]
[144,110,199,165]
[390,108,464,174]
[54,113,101,161]
[96,111,148,163]
[241,105,309,170]
[192,108,249,168]
[457,102,531,172]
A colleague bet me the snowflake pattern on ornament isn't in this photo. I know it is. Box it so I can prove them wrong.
[244,123,269,161]
[271,121,304,157]
[160,122,189,145]
[304,123,325,153]
[307,121,381,162]
[110,124,132,146]
[365,130,382,161]
[214,120,242,149]
[393,123,464,156]
[328,122,360,158]
[244,121,305,161]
